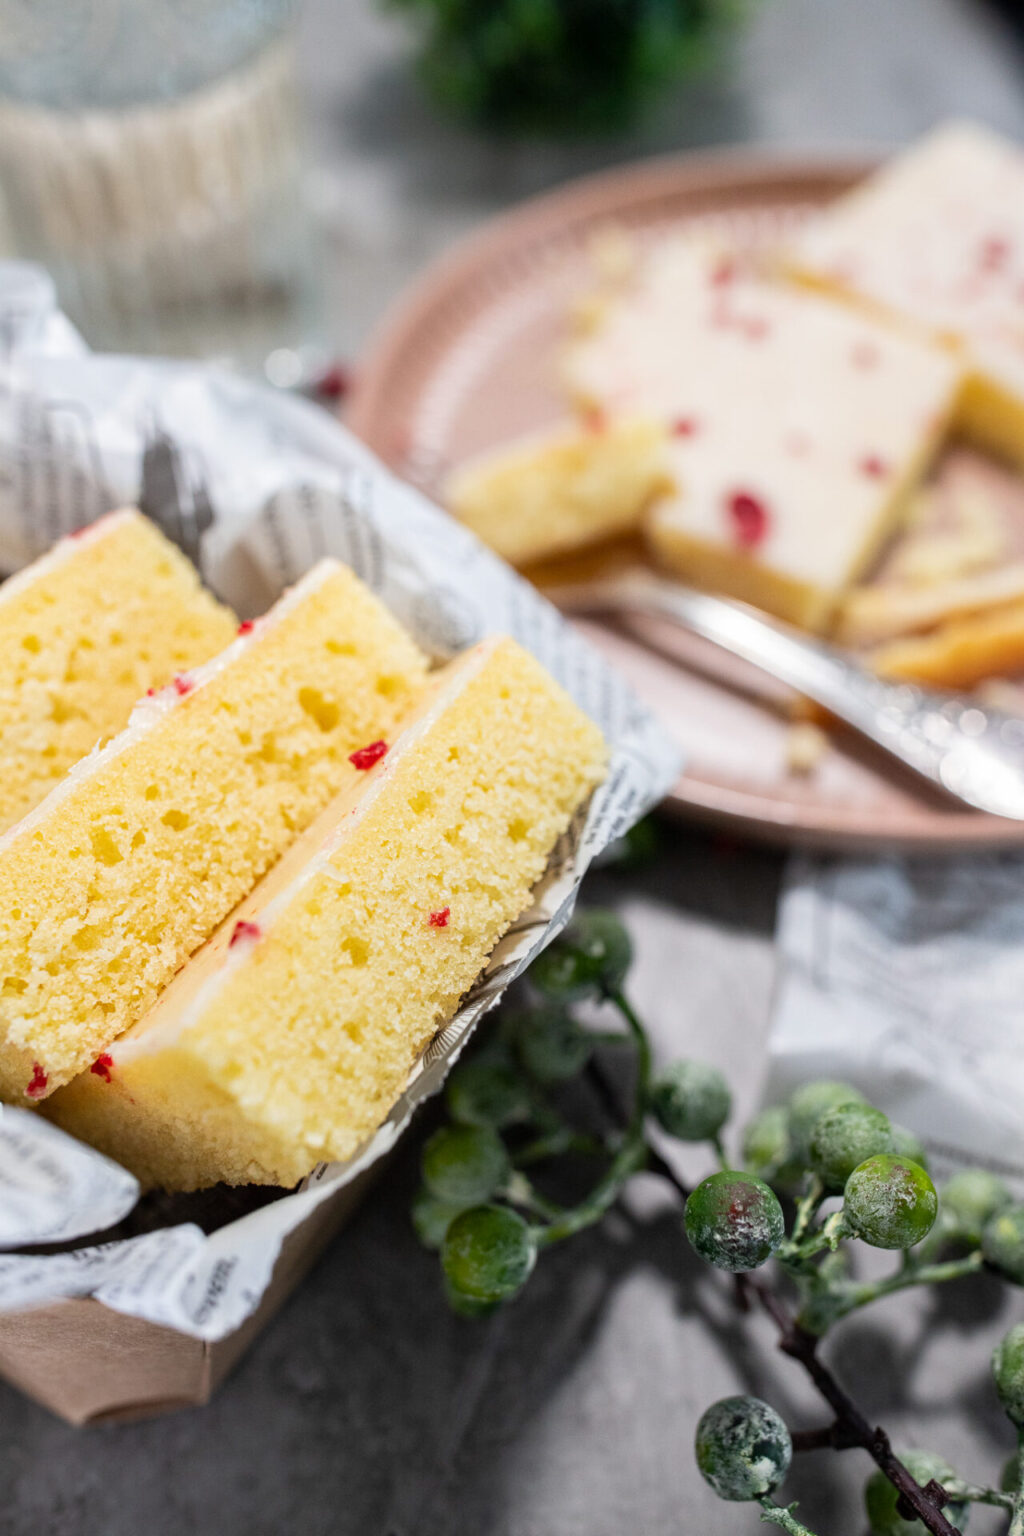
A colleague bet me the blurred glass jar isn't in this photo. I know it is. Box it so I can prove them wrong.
[0,0,322,366]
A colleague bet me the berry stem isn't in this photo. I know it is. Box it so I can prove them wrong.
[1009,1431,1024,1536]
[790,1178,825,1244]
[754,1300,962,1536]
[942,1478,1014,1511]
[501,1171,566,1222]
[814,1251,984,1324]
[779,1210,849,1268]
[513,1128,608,1166]
[532,1138,647,1246]
[711,1131,729,1171]
[535,988,651,1248]
[757,1498,820,1535]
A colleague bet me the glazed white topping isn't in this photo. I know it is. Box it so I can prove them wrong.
[566,236,960,594]
[791,120,1024,396]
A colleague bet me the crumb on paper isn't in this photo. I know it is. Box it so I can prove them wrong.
[785,721,829,776]
[587,223,636,285]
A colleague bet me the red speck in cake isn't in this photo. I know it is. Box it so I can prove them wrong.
[980,235,1011,271]
[859,454,889,479]
[785,432,811,458]
[230,920,261,948]
[349,739,388,771]
[238,619,256,636]
[743,317,770,342]
[671,416,699,438]
[429,907,451,928]
[725,491,770,549]
[25,1062,48,1099]
[68,524,91,540]
[316,363,353,402]
[172,674,194,697]
[709,257,737,288]
[90,1053,114,1083]
[146,686,157,697]
[851,341,880,370]
[582,404,607,435]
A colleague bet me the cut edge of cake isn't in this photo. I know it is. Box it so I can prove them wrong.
[444,416,670,567]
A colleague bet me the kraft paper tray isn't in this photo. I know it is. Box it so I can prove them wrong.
[0,1169,373,1425]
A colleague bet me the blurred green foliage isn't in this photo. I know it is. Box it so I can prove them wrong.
[388,0,757,135]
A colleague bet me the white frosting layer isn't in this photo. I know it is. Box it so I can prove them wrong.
[792,121,1024,398]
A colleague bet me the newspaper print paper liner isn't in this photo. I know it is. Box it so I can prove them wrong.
[0,264,680,1340]
[769,852,1024,1192]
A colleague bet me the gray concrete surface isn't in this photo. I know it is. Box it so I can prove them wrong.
[4,2,1024,1532]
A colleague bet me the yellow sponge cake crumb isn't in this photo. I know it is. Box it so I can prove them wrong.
[0,510,236,831]
[445,417,669,567]
[45,637,608,1190]
[0,559,428,1102]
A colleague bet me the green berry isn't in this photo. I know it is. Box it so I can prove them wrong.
[531,909,632,1000]
[650,1060,731,1143]
[741,1105,790,1181]
[787,1080,866,1164]
[441,1204,536,1303]
[809,1102,893,1193]
[445,1056,531,1129]
[685,1171,784,1272]
[844,1155,938,1250]
[993,1323,1024,1427]
[983,1203,1024,1284]
[510,1004,592,1083]
[443,1277,500,1318]
[694,1396,792,1502]
[889,1124,928,1169]
[411,1186,465,1250]
[941,1169,1013,1246]
[864,1449,968,1535]
[421,1124,510,1207]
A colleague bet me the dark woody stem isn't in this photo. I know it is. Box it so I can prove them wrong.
[582,1049,963,1536]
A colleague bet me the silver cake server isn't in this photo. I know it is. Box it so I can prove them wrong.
[549,566,1024,822]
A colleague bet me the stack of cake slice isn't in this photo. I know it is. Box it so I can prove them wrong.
[46,637,608,1189]
[0,557,429,1103]
[0,514,608,1190]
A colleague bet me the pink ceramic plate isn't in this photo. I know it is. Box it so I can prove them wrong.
[348,148,1024,852]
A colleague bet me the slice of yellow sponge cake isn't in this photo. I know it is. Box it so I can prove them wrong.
[45,637,609,1190]
[0,509,236,832]
[0,558,428,1102]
